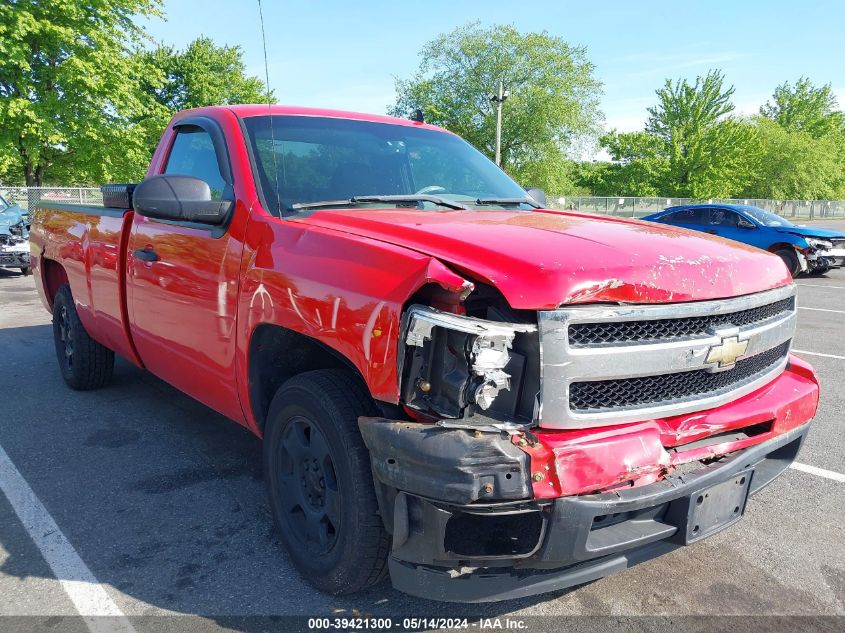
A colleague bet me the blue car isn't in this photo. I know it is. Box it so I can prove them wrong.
[643,204,845,277]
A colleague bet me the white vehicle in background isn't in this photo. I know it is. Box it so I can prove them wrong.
[0,192,31,275]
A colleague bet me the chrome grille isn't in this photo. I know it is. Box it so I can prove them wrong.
[570,341,790,412]
[568,297,795,346]
[537,285,797,429]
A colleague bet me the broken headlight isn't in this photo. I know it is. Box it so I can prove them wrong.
[805,237,833,251]
[400,306,539,423]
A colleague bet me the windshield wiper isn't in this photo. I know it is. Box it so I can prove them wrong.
[291,194,468,212]
[353,195,469,210]
[475,196,541,208]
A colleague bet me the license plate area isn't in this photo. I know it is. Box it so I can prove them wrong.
[672,470,753,544]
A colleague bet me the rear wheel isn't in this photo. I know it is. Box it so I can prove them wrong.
[263,369,389,594]
[52,284,115,390]
[774,249,801,277]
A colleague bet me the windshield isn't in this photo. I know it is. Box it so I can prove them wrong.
[243,115,531,215]
[0,194,8,211]
[740,206,795,227]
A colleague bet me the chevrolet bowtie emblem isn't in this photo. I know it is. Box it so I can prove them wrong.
[706,336,749,369]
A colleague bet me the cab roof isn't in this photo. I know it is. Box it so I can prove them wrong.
[196,104,454,134]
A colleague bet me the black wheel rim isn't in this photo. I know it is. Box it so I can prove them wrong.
[57,305,73,369]
[274,415,341,554]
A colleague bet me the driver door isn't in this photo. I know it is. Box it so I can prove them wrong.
[708,209,761,246]
[126,119,245,421]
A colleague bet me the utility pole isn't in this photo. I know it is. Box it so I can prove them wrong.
[490,79,509,166]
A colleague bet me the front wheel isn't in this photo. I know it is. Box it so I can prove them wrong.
[263,369,389,594]
[52,284,115,390]
[808,267,830,276]
[774,249,801,277]
[20,266,31,276]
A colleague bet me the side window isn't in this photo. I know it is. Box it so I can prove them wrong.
[164,127,226,199]
[710,209,740,227]
[666,208,706,224]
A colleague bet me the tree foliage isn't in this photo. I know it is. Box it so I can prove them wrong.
[743,117,845,199]
[643,70,758,197]
[585,72,845,201]
[0,0,163,185]
[760,78,844,139]
[135,36,271,113]
[0,4,271,186]
[132,36,273,160]
[390,22,602,195]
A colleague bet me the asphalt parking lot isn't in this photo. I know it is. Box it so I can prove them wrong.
[1,223,844,631]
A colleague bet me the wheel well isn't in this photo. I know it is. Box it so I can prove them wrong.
[248,324,367,430]
[768,242,798,254]
[42,259,69,309]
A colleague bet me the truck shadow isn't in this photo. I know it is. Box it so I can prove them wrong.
[0,324,578,625]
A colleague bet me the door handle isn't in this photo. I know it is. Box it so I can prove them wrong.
[134,248,160,262]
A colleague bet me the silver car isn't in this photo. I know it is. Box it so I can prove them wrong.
[0,193,31,275]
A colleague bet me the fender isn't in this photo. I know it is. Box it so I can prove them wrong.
[234,214,472,432]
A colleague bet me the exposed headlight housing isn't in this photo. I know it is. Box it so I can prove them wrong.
[805,237,834,251]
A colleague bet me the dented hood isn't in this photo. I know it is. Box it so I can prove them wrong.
[295,208,793,309]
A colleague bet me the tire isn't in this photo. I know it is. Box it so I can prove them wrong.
[20,266,31,276]
[52,284,115,390]
[774,249,801,277]
[263,369,389,595]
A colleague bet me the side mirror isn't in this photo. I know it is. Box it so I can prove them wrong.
[738,218,756,229]
[133,175,232,225]
[525,187,547,207]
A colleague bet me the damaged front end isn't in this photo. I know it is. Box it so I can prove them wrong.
[0,203,31,271]
[398,305,539,426]
[799,236,845,272]
[358,281,820,602]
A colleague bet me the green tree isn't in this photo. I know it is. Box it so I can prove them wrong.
[742,118,845,200]
[390,22,602,195]
[760,78,844,139]
[745,79,845,199]
[135,36,271,113]
[596,131,670,196]
[132,36,273,159]
[0,0,163,185]
[645,70,758,197]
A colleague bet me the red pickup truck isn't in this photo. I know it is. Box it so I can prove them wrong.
[30,105,819,602]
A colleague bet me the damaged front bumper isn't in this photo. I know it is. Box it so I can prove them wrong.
[385,422,808,602]
[359,356,819,602]
[0,241,30,269]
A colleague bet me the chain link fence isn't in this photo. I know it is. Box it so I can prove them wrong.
[1,187,104,213]
[3,187,845,221]
[551,197,845,220]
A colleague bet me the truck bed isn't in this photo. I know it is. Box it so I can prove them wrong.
[30,202,141,366]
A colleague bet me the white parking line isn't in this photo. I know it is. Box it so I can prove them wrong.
[792,349,845,360]
[0,444,136,633]
[796,283,845,289]
[798,306,845,314]
[791,462,845,483]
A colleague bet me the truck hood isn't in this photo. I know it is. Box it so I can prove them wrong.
[775,226,845,240]
[295,208,793,309]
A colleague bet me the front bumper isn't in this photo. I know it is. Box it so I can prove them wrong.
[361,357,819,602]
[387,422,808,602]
[0,248,30,269]
[822,248,845,268]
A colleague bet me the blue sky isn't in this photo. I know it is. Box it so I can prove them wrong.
[142,0,844,139]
